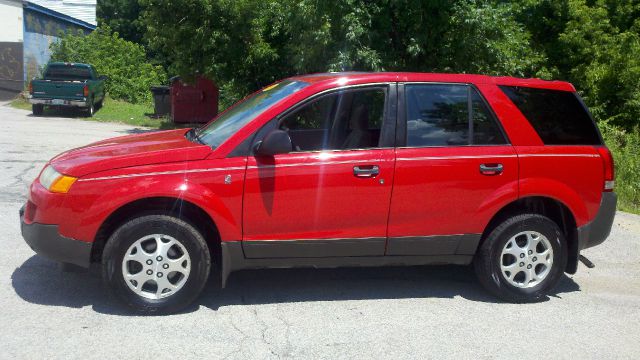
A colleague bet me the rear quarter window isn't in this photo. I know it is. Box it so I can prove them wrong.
[499,86,602,145]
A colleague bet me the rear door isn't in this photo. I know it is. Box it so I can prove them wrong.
[242,84,398,258]
[386,83,518,256]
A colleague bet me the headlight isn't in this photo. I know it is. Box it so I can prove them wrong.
[39,165,77,193]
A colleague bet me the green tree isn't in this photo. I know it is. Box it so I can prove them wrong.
[142,0,544,107]
[516,0,640,128]
[50,27,167,103]
[97,0,145,45]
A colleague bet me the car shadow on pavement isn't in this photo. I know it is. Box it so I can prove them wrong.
[12,255,581,315]
[28,107,93,118]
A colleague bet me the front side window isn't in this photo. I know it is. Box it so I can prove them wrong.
[279,87,386,152]
[197,80,309,148]
[405,84,507,147]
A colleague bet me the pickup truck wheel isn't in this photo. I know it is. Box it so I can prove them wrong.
[32,104,43,116]
[85,102,95,117]
[102,215,211,315]
[474,214,567,303]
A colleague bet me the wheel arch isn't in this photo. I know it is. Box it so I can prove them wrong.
[91,196,221,269]
[479,196,580,274]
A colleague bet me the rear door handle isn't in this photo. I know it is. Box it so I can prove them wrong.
[354,165,379,177]
[479,163,503,175]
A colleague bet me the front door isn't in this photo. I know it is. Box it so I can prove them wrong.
[386,83,518,256]
[242,85,396,258]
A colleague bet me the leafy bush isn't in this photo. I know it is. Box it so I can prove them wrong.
[600,122,640,214]
[50,27,166,103]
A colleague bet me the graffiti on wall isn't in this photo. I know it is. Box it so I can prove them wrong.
[23,10,90,81]
[0,42,24,100]
[24,32,57,82]
[0,43,22,81]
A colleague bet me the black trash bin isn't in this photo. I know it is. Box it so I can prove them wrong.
[150,85,171,117]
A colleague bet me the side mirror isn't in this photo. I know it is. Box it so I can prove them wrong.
[254,129,292,156]
[98,75,109,81]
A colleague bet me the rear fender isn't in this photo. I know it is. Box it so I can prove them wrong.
[518,177,590,226]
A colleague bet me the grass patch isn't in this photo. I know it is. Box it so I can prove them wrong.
[92,98,162,127]
[10,96,179,129]
[600,123,640,214]
[10,97,32,111]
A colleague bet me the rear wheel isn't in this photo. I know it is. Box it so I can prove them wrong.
[32,104,43,116]
[84,100,95,117]
[102,215,211,314]
[474,214,567,302]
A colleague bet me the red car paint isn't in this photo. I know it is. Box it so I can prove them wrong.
[23,72,612,263]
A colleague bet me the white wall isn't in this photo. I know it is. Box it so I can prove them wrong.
[29,0,97,26]
[0,0,24,42]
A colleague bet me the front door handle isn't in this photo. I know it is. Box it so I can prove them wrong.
[480,163,503,175]
[354,165,379,177]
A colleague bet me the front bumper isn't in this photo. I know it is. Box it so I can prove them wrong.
[20,205,92,267]
[28,98,87,107]
[577,192,617,251]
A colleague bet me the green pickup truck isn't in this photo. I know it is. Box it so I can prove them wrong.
[28,62,107,117]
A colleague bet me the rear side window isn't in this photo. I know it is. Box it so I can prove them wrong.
[404,84,507,147]
[499,86,602,145]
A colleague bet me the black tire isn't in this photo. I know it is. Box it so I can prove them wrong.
[32,104,44,116]
[84,100,95,117]
[474,214,567,302]
[102,215,211,314]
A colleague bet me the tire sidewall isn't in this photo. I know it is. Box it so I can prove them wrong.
[87,100,94,117]
[103,215,210,314]
[487,215,567,299]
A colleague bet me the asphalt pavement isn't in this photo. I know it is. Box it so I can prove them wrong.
[0,102,638,359]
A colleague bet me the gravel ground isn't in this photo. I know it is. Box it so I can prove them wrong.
[0,102,639,359]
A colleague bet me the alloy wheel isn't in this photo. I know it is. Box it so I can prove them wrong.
[499,231,554,288]
[121,234,191,299]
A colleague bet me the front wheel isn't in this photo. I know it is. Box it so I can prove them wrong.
[102,215,211,314]
[474,214,567,302]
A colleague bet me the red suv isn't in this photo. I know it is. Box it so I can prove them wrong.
[20,73,616,314]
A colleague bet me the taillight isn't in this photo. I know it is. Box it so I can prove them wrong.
[83,85,89,97]
[28,82,33,94]
[596,147,615,191]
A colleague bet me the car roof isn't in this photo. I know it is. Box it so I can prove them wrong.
[287,72,575,92]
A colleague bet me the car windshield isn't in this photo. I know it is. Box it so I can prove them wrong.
[197,80,309,148]
[44,65,92,81]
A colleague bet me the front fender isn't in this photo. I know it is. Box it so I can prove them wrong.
[59,161,246,242]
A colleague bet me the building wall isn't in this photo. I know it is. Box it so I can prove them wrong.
[0,0,24,42]
[0,0,24,100]
[23,8,91,82]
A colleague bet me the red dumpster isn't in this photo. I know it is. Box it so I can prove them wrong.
[170,76,219,123]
